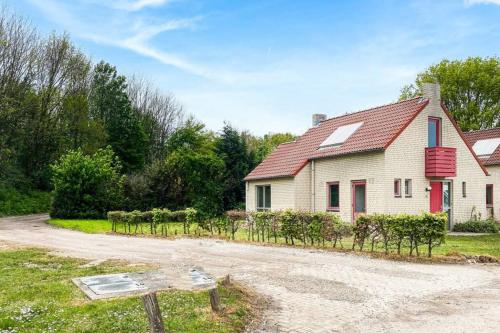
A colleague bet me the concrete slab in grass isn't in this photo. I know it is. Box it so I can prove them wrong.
[73,271,171,300]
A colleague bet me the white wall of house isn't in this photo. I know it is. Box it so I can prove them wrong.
[294,164,311,210]
[245,177,295,211]
[312,151,385,222]
[485,165,500,221]
[385,96,488,227]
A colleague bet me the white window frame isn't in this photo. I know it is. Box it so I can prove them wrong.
[256,185,271,211]
[404,179,412,198]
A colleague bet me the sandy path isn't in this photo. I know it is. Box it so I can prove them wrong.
[1,214,499,333]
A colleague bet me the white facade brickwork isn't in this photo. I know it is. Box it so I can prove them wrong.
[485,165,500,221]
[313,152,385,222]
[384,97,488,227]
[246,177,295,211]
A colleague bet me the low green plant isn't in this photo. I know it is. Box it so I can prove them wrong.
[453,220,498,233]
[0,186,51,217]
[107,210,126,232]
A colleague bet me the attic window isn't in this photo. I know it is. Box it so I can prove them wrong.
[472,138,500,157]
[319,122,363,148]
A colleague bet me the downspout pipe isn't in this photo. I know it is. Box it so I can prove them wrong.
[311,160,316,212]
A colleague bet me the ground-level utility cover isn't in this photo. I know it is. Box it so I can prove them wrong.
[189,267,216,290]
[73,271,170,300]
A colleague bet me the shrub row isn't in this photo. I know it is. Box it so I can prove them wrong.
[452,220,498,233]
[107,208,199,235]
[241,210,353,247]
[236,210,447,257]
[353,212,447,257]
[107,208,447,257]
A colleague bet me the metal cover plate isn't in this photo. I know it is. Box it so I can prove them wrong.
[79,273,146,295]
[189,267,216,289]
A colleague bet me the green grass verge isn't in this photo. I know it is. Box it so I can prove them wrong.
[48,218,500,259]
[0,187,51,217]
[0,247,251,333]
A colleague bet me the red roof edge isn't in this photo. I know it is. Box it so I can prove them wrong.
[292,160,309,176]
[243,174,293,182]
[440,102,489,176]
[383,99,429,149]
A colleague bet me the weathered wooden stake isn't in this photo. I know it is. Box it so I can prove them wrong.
[222,274,231,286]
[209,287,221,312]
[141,292,166,333]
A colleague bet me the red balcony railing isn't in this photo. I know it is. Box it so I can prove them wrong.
[425,147,456,177]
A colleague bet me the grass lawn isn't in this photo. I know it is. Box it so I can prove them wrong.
[0,247,252,333]
[48,219,500,259]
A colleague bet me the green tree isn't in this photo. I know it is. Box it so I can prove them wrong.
[163,121,224,215]
[216,123,249,210]
[400,57,500,131]
[90,62,148,172]
[50,147,124,218]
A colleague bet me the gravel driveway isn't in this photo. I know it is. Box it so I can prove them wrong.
[1,214,499,333]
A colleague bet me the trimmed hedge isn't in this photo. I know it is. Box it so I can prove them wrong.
[106,208,447,257]
[453,220,498,233]
[353,213,447,257]
[108,208,193,235]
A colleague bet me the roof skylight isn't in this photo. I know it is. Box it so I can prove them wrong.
[319,122,363,148]
[472,138,500,156]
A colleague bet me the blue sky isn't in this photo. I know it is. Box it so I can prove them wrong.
[6,0,500,135]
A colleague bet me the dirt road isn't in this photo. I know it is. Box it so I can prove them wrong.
[1,214,499,332]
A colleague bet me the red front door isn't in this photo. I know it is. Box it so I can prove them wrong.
[430,181,442,213]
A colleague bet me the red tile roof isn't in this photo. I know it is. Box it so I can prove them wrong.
[464,128,500,165]
[245,97,429,181]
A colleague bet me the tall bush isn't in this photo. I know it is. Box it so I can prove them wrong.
[51,147,124,218]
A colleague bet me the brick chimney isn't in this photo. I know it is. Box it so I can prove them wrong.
[312,114,327,126]
[422,82,441,103]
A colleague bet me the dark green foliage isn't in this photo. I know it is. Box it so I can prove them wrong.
[453,220,498,233]
[1,9,298,218]
[400,56,500,131]
[216,124,249,211]
[90,62,148,173]
[50,148,124,219]
[162,121,225,216]
[0,187,51,217]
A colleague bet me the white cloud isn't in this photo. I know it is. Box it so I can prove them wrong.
[110,0,171,12]
[464,0,500,6]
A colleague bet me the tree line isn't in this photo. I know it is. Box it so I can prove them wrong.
[399,56,499,132]
[0,8,295,216]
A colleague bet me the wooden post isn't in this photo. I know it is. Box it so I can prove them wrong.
[209,287,220,312]
[222,274,231,286]
[141,292,165,333]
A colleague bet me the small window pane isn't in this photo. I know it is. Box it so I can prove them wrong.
[462,182,466,198]
[428,118,440,148]
[264,186,271,208]
[486,185,493,207]
[257,186,264,208]
[329,183,339,209]
[394,179,401,197]
[405,179,412,197]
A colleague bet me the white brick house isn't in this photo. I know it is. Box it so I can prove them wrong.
[245,83,494,229]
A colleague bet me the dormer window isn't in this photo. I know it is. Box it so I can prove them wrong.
[319,122,363,148]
